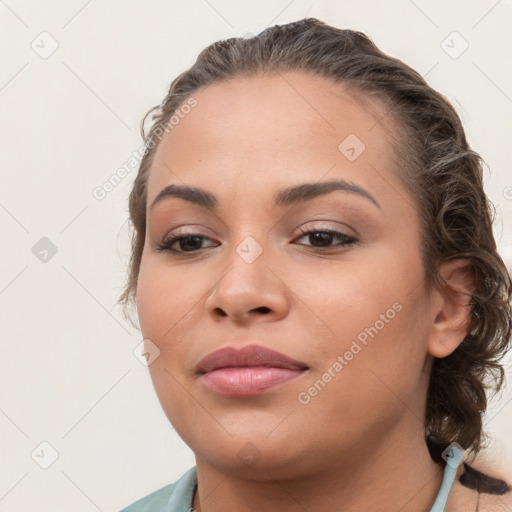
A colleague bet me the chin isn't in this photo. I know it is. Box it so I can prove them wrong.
[184,425,320,478]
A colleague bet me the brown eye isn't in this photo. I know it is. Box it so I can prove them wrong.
[294,228,357,249]
[156,234,217,253]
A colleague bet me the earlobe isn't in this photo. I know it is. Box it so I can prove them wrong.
[427,259,476,359]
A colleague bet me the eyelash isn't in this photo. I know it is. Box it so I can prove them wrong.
[155,227,358,255]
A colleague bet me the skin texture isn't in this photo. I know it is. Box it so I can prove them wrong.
[136,71,480,511]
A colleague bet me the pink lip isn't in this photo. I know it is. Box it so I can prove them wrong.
[196,344,308,396]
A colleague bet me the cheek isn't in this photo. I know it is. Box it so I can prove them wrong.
[136,253,201,342]
[135,254,207,400]
[296,298,429,443]
[293,242,429,392]
[288,242,424,341]
[135,261,194,425]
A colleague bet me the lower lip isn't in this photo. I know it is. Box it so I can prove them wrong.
[200,367,306,396]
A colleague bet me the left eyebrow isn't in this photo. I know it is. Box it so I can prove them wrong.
[149,179,381,211]
[274,179,381,210]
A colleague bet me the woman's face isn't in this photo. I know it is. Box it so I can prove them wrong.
[136,71,438,477]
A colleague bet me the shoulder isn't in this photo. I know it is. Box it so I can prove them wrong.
[118,466,197,512]
[459,461,512,512]
[477,491,512,512]
[119,482,176,512]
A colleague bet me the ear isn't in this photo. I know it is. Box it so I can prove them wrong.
[427,259,475,359]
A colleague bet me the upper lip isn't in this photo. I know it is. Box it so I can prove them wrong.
[196,344,309,373]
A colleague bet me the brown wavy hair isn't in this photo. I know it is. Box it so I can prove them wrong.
[117,18,511,463]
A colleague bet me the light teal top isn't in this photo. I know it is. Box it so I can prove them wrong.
[119,446,463,512]
[119,466,197,512]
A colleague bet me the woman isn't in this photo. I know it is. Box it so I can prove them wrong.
[117,18,511,512]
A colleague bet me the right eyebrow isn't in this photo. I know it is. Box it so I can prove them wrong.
[150,184,217,210]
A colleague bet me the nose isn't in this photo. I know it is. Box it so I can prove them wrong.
[204,239,290,325]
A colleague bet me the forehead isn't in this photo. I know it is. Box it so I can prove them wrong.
[147,71,399,206]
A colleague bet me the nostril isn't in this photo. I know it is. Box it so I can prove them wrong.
[253,306,271,314]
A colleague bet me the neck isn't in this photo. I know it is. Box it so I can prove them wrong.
[192,422,445,512]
